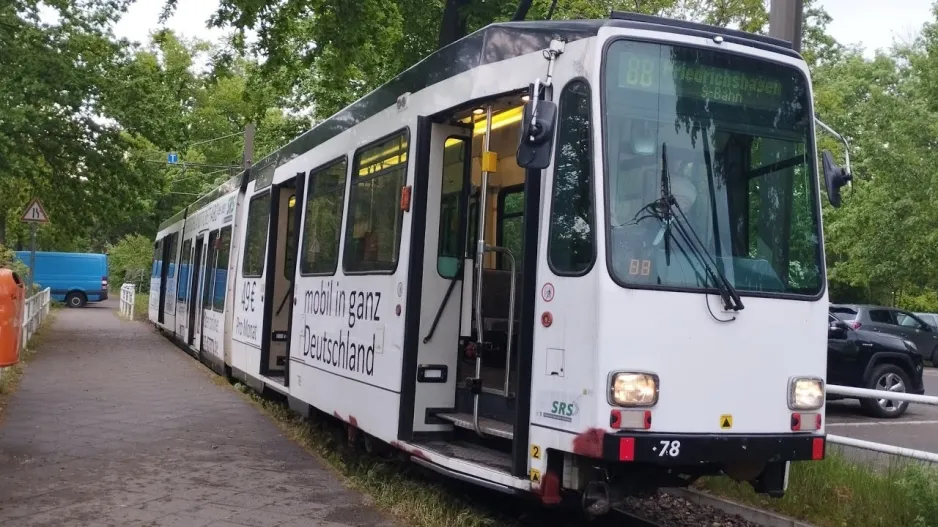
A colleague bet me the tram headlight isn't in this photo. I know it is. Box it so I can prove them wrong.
[608,372,659,407]
[789,377,824,410]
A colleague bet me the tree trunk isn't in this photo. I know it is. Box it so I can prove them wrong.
[438,0,471,49]
[512,0,535,21]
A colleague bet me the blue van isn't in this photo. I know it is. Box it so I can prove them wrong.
[14,251,109,308]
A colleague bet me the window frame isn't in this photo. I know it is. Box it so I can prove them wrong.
[213,226,233,313]
[204,229,219,310]
[342,127,412,275]
[178,238,193,302]
[165,233,179,279]
[152,239,163,278]
[598,35,826,302]
[241,190,272,278]
[436,134,471,279]
[495,184,525,271]
[546,77,597,277]
[299,155,349,277]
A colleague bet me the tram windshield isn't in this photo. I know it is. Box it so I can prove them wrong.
[602,39,823,297]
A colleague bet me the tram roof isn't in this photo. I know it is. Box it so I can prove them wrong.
[159,12,798,232]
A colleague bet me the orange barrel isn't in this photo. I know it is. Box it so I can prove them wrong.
[0,268,25,367]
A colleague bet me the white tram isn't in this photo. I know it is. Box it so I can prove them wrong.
[148,12,853,514]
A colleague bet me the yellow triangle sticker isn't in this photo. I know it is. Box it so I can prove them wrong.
[720,415,733,429]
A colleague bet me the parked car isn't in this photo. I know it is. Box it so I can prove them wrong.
[14,251,109,308]
[829,303,938,363]
[915,312,938,330]
[827,312,925,418]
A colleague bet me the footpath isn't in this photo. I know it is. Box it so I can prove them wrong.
[0,299,396,527]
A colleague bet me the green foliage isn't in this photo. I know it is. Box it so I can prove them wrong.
[106,234,154,285]
[0,243,29,282]
[698,449,938,527]
[8,0,938,312]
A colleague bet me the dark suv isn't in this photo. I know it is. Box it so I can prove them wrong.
[830,304,938,363]
[828,312,925,418]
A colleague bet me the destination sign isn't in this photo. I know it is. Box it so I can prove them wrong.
[615,43,788,110]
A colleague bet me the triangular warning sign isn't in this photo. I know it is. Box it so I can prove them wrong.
[20,198,49,223]
[720,415,733,429]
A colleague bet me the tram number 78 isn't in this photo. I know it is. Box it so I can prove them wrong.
[658,440,681,457]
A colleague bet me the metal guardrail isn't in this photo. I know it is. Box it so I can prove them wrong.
[21,287,51,352]
[826,384,938,462]
[119,283,136,320]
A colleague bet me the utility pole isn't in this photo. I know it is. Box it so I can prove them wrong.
[242,122,255,171]
[768,0,804,52]
[765,0,804,285]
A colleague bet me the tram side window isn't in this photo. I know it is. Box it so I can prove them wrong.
[213,226,232,312]
[344,130,410,273]
[497,186,524,270]
[301,157,348,275]
[548,80,595,275]
[178,239,192,301]
[166,233,179,279]
[204,230,219,309]
[242,192,271,278]
[152,240,162,278]
[438,137,468,278]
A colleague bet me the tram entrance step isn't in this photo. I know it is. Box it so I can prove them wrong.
[436,412,514,440]
[412,439,512,473]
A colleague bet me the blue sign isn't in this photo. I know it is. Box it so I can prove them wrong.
[168,152,178,164]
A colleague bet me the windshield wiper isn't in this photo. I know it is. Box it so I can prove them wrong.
[638,142,744,312]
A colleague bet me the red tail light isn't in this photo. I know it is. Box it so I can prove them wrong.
[848,321,861,329]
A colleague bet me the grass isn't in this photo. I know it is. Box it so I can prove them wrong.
[132,292,149,320]
[697,447,938,527]
[0,309,56,422]
[225,382,536,527]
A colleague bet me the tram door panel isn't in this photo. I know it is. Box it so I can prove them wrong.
[260,177,299,379]
[177,238,192,338]
[458,107,528,396]
[189,234,206,348]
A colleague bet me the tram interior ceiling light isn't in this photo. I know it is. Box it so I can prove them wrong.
[788,377,824,411]
[609,372,659,407]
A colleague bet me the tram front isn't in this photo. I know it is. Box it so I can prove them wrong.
[518,20,852,509]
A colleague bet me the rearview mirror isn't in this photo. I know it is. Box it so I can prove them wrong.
[828,318,848,338]
[822,150,852,208]
[516,96,557,170]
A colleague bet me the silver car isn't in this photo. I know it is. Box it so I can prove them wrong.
[830,304,938,363]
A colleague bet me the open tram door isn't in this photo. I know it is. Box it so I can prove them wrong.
[407,89,546,479]
[188,233,206,349]
[257,173,302,386]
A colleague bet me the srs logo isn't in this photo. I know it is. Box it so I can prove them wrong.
[550,400,579,417]
[539,399,579,424]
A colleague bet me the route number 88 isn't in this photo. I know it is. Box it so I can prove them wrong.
[629,259,652,276]
[626,57,655,87]
[658,440,681,457]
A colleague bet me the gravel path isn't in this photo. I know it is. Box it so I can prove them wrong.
[0,300,396,527]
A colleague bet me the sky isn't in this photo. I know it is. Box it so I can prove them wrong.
[108,0,935,58]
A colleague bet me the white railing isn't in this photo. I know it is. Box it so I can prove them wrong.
[21,287,51,352]
[119,283,136,320]
[826,384,938,462]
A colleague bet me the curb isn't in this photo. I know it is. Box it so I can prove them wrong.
[665,487,816,527]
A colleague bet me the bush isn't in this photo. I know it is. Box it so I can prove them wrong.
[106,233,153,288]
[0,242,35,291]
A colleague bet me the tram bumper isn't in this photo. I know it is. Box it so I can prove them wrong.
[572,431,826,499]
[597,431,826,465]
